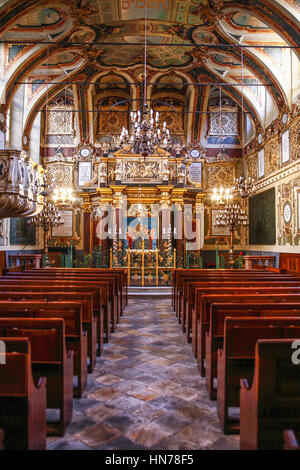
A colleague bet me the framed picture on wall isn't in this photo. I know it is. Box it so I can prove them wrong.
[10,217,36,245]
[52,210,73,238]
[211,209,230,236]
[281,130,290,164]
[257,149,264,178]
[78,161,92,186]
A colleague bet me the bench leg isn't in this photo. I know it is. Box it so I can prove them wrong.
[85,320,97,373]
[103,304,112,343]
[61,355,73,436]
[67,336,88,398]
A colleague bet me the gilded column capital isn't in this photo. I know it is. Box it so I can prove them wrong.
[110,185,127,209]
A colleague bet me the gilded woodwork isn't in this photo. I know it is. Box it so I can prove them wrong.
[204,160,237,189]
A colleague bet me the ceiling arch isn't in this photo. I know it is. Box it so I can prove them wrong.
[0,0,298,146]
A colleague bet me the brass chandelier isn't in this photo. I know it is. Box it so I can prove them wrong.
[115,8,173,158]
[117,105,172,157]
[28,202,63,266]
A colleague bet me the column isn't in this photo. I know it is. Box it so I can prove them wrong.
[111,185,127,267]
[81,194,92,254]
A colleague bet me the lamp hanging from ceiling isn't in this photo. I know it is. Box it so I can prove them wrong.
[28,201,63,267]
[115,7,173,158]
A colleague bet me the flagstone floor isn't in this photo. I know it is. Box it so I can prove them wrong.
[47,297,240,450]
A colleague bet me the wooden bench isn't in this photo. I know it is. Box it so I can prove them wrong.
[0,291,97,372]
[182,275,298,338]
[193,286,300,361]
[0,284,105,353]
[191,280,300,369]
[181,272,294,324]
[197,291,300,376]
[0,278,110,344]
[32,268,128,319]
[0,318,73,436]
[32,267,128,312]
[240,339,300,449]
[0,300,87,398]
[205,302,300,400]
[0,337,47,450]
[172,269,293,320]
[9,271,120,331]
[217,318,300,434]
[172,269,255,311]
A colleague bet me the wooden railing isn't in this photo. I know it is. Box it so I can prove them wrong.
[279,253,300,274]
[243,255,276,270]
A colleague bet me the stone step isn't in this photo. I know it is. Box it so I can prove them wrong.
[128,286,172,298]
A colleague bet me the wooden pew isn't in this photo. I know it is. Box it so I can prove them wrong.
[172,269,259,314]
[172,269,295,320]
[191,280,300,373]
[0,337,47,450]
[240,339,300,449]
[0,301,87,398]
[283,430,300,450]
[197,291,300,375]
[6,272,119,332]
[0,284,105,353]
[0,291,97,372]
[0,278,110,344]
[31,267,127,311]
[184,273,298,332]
[181,272,294,325]
[193,286,300,360]
[0,318,73,436]
[205,302,300,400]
[217,318,300,434]
[31,268,128,319]
[182,275,298,337]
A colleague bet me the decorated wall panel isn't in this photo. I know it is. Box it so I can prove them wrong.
[153,98,185,136]
[277,174,300,247]
[249,188,276,245]
[97,97,129,137]
[204,161,236,190]
[9,217,36,246]
[45,97,75,137]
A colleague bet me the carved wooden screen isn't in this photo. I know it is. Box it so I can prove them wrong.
[97,97,129,137]
[153,98,184,136]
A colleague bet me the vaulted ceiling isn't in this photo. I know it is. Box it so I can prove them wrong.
[0,0,299,144]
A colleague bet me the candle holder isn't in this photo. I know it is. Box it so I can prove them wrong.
[28,202,64,267]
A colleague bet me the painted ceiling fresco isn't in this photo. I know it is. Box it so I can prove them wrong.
[0,0,299,136]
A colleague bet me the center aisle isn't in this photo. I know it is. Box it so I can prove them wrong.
[48,297,239,450]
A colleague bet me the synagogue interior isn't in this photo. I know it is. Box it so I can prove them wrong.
[0,0,299,452]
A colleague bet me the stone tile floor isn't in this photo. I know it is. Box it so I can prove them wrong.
[47,298,240,450]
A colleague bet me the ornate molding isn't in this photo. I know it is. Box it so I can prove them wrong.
[0,150,44,218]
[253,161,300,192]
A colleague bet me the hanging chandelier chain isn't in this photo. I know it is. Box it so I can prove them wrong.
[144,2,147,108]
[115,4,173,158]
